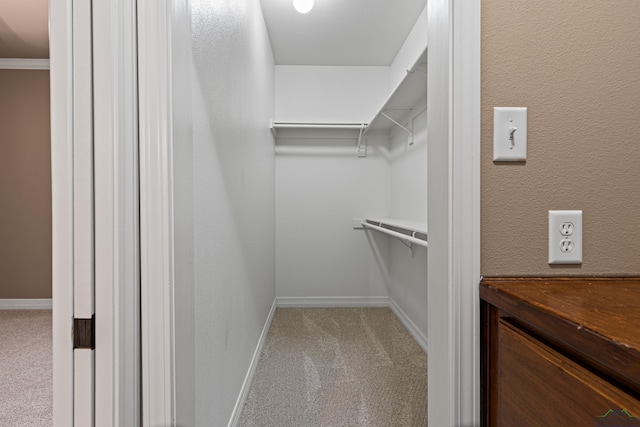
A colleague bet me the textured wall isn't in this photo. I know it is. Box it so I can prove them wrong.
[389,5,427,92]
[275,67,391,301]
[481,0,640,276]
[389,108,427,336]
[275,66,389,123]
[275,136,391,299]
[0,70,51,298]
[189,0,276,424]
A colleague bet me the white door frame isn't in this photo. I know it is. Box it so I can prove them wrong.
[137,0,192,424]
[135,1,482,426]
[137,1,176,424]
[50,0,74,424]
[427,0,481,426]
[50,0,141,425]
[92,0,141,425]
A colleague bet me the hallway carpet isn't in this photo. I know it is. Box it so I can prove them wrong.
[238,307,427,426]
[0,310,52,426]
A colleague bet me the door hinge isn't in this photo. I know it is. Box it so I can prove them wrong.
[73,314,95,350]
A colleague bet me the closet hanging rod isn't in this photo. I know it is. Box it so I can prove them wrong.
[362,221,428,248]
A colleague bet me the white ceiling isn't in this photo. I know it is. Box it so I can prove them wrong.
[0,0,426,63]
[259,0,427,66]
[0,0,49,58]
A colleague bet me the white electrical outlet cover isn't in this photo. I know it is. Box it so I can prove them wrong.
[549,210,582,265]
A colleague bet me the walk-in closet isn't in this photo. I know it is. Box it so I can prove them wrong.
[168,0,429,425]
[272,39,428,346]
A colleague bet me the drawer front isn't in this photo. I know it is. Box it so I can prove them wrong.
[498,319,640,426]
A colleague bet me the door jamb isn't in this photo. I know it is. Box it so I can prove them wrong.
[427,0,481,425]
[138,1,177,425]
[50,0,74,425]
[92,0,141,424]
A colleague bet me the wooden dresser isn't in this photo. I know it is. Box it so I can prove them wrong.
[481,278,640,426]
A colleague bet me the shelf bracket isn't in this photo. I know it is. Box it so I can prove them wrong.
[407,61,427,76]
[356,124,366,157]
[407,67,427,76]
[379,112,414,145]
[398,237,415,257]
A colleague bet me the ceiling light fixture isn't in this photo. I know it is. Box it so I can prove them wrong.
[293,0,314,14]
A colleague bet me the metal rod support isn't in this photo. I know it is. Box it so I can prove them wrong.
[379,112,413,137]
[356,124,366,157]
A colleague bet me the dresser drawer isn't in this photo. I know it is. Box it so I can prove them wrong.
[498,319,640,426]
[481,278,640,426]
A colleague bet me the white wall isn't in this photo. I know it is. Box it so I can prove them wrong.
[388,108,428,337]
[188,0,276,425]
[390,5,428,92]
[275,66,395,301]
[275,66,389,123]
[171,0,195,424]
[276,136,391,299]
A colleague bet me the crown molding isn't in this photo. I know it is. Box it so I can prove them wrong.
[0,58,50,70]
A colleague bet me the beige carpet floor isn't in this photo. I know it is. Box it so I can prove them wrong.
[238,307,427,427]
[0,310,52,427]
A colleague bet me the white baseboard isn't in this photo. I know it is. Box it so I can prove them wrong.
[228,299,277,427]
[276,296,391,308]
[389,298,428,354]
[0,299,52,309]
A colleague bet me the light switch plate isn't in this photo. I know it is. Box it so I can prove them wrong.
[494,107,527,161]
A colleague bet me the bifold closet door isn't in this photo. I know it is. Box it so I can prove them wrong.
[72,0,95,424]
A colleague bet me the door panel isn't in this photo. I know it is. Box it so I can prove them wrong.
[72,0,95,424]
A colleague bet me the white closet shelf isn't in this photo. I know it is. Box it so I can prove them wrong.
[270,49,426,142]
[364,49,427,136]
[362,218,428,249]
[270,122,368,142]
[271,122,367,130]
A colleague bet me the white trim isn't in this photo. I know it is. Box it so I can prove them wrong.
[427,0,481,426]
[227,300,277,427]
[451,0,481,424]
[0,58,50,70]
[138,1,176,426]
[92,0,141,424]
[276,296,391,308]
[50,0,75,425]
[388,299,428,354]
[72,0,94,321]
[74,350,95,424]
[0,299,53,309]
